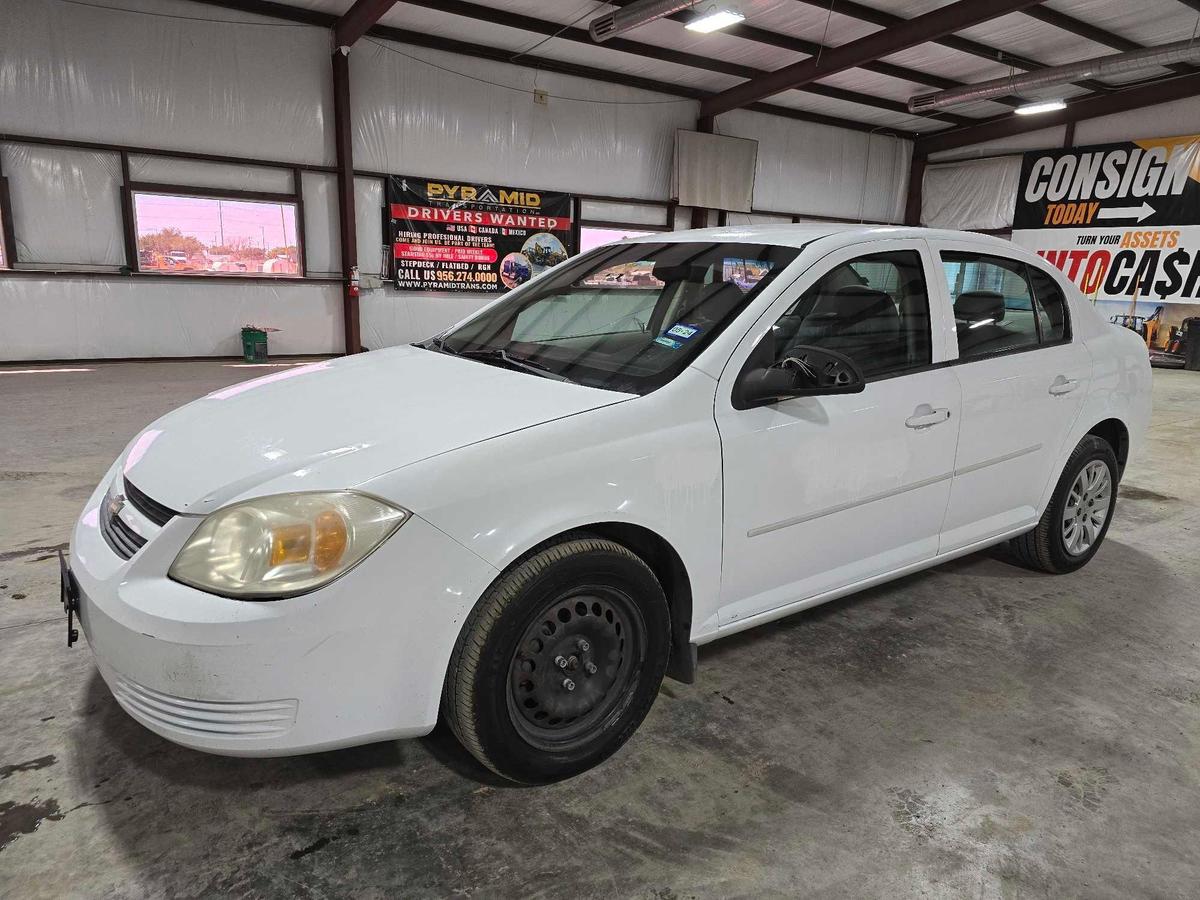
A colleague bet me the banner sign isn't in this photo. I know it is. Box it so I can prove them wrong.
[387,176,574,293]
[1010,134,1200,304]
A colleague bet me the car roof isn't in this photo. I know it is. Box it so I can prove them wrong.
[622,224,1018,253]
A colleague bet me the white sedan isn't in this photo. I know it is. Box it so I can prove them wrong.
[65,225,1152,783]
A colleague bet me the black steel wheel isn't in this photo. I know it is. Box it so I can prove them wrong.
[506,587,645,752]
[443,534,670,784]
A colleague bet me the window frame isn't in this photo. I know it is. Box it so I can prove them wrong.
[0,170,15,270]
[757,247,937,384]
[126,180,306,278]
[937,247,1075,367]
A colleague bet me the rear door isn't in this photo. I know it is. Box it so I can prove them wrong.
[934,244,1091,551]
[714,240,961,627]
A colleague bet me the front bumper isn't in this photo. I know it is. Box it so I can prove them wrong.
[70,468,498,757]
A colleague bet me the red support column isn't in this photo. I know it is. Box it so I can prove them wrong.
[332,49,362,355]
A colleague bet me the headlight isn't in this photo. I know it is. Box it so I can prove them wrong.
[168,491,408,599]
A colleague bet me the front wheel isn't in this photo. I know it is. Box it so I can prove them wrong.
[1009,435,1119,574]
[442,534,670,784]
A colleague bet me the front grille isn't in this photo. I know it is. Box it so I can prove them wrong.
[112,674,298,739]
[124,477,178,527]
[100,506,147,559]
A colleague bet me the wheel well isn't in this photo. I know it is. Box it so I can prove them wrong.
[1086,418,1129,478]
[560,522,696,685]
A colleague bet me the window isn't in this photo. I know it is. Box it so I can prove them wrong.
[0,176,11,269]
[131,191,301,276]
[435,241,801,395]
[765,250,932,379]
[942,252,1057,359]
[1027,265,1070,344]
[579,226,659,254]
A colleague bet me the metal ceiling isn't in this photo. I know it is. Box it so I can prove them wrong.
[198,0,1200,142]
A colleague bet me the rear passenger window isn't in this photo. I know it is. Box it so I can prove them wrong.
[942,252,1040,359]
[1026,265,1070,344]
[766,250,931,379]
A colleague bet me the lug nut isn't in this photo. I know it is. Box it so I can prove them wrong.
[555,655,568,668]
[577,638,591,652]
[562,678,576,691]
[585,661,598,675]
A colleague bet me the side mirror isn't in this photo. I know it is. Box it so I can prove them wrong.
[733,345,865,409]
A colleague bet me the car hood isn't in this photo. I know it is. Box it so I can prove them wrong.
[119,345,630,513]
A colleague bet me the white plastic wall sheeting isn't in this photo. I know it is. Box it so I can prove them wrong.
[0,0,333,166]
[350,39,697,200]
[0,277,341,361]
[299,174,385,278]
[301,172,339,276]
[129,157,295,194]
[579,200,669,227]
[921,157,1022,231]
[1,144,126,269]
[1075,97,1200,146]
[719,108,912,222]
[928,126,1066,163]
[356,177,386,278]
[360,292,499,352]
[673,131,759,213]
[725,212,795,225]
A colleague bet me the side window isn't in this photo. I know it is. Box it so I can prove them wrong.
[768,250,931,379]
[942,252,1039,359]
[1026,265,1070,344]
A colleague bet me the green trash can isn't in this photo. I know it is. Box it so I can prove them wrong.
[240,327,268,362]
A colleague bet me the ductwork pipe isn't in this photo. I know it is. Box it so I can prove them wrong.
[909,38,1200,113]
[589,0,696,42]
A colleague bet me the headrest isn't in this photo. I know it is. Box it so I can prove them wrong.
[955,290,1005,323]
[827,286,897,321]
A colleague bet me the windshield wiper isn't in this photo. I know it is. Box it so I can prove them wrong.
[455,348,573,382]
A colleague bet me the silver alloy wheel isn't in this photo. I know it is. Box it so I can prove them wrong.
[1062,459,1112,556]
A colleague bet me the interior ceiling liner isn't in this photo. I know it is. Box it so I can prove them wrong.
[922,157,1023,231]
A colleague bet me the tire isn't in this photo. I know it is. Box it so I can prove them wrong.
[443,533,670,784]
[1009,435,1119,574]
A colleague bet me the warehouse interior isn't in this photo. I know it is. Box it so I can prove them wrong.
[2,0,1200,896]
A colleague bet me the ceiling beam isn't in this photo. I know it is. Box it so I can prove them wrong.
[190,0,915,136]
[406,0,972,125]
[603,0,981,95]
[789,0,1115,95]
[1021,6,1195,75]
[333,0,399,49]
[701,0,1045,118]
[915,71,1200,154]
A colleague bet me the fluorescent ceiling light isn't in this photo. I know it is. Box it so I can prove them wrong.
[1015,99,1067,116]
[685,9,745,32]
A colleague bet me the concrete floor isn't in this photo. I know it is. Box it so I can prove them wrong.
[1,359,1198,898]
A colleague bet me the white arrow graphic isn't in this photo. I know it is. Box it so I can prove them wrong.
[1096,202,1155,223]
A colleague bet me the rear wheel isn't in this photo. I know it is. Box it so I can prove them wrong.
[443,534,670,784]
[1009,435,1118,574]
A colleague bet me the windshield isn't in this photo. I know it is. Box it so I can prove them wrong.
[425,241,802,394]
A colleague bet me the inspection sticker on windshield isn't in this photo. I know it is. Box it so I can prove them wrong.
[654,336,684,350]
[666,324,700,340]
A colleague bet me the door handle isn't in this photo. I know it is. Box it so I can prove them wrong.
[905,404,951,429]
[1049,376,1078,396]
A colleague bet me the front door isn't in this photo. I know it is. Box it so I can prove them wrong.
[714,240,961,628]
